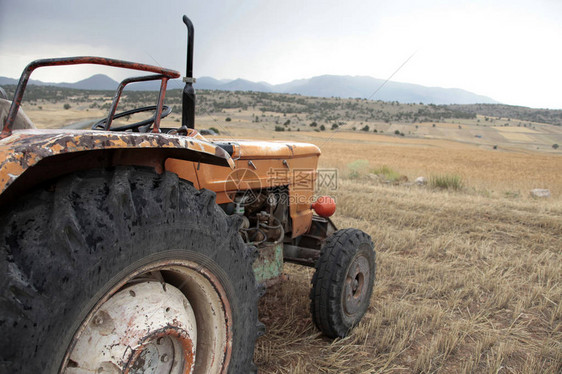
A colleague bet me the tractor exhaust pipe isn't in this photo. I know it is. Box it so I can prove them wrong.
[182,15,195,129]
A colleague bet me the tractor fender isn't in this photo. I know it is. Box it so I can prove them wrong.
[0,129,233,206]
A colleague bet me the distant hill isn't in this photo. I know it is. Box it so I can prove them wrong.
[450,104,562,127]
[57,74,118,90]
[0,74,497,105]
[196,74,498,105]
[2,83,560,127]
[0,74,119,91]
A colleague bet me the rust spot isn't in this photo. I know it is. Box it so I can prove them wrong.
[2,56,180,138]
[198,266,233,373]
[123,327,195,374]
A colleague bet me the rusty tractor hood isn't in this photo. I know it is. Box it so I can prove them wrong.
[214,139,321,160]
[0,128,234,195]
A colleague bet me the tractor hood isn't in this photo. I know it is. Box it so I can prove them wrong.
[213,139,321,160]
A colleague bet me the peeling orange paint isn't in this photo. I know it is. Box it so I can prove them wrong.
[0,129,234,194]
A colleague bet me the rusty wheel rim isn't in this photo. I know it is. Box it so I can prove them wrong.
[60,260,232,374]
[343,254,370,316]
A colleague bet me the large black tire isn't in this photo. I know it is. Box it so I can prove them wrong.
[310,228,376,338]
[0,167,260,373]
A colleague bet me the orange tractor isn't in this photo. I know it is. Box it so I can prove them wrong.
[0,16,375,373]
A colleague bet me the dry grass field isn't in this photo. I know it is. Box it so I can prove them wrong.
[244,129,562,373]
[221,128,562,199]
[13,88,562,373]
[255,185,561,373]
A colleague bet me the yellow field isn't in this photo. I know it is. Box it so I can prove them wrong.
[255,182,561,373]
[496,127,539,134]
[238,128,561,373]
[220,128,562,198]
[499,132,533,142]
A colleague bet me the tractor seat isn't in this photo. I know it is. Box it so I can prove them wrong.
[0,98,36,130]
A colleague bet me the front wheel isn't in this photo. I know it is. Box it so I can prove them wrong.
[0,167,260,373]
[310,229,376,338]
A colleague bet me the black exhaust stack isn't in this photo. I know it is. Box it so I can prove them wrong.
[182,15,195,129]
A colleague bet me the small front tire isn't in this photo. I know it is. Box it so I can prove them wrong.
[310,228,376,338]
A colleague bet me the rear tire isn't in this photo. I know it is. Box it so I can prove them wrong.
[0,167,259,373]
[310,229,376,338]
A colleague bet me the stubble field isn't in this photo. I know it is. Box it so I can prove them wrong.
[231,130,562,374]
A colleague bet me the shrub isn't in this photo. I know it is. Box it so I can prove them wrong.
[63,103,71,110]
[372,165,401,182]
[347,159,370,179]
[430,174,464,190]
[361,125,369,132]
[225,117,231,122]
[209,127,220,134]
[274,125,285,132]
[394,130,400,135]
[309,121,317,127]
[331,123,339,130]
[320,124,326,131]
[553,144,559,150]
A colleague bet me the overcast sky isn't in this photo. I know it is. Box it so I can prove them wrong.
[1,0,560,108]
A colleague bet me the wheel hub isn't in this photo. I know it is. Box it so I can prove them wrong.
[67,281,196,373]
[343,254,370,316]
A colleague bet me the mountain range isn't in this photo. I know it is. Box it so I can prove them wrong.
[0,74,498,105]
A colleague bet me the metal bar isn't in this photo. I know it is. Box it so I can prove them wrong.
[152,78,169,133]
[283,257,317,267]
[283,244,321,265]
[1,56,180,138]
[105,74,168,130]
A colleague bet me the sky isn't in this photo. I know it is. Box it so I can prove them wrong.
[0,0,560,109]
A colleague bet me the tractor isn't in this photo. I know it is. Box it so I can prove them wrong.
[0,15,376,373]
